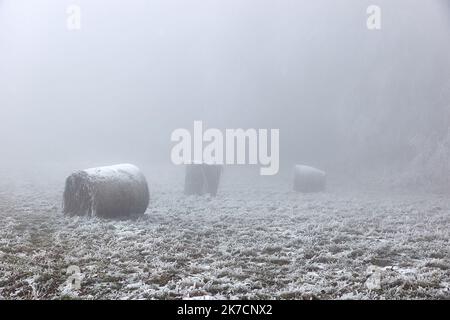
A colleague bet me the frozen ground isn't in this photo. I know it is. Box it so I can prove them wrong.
[0,165,449,300]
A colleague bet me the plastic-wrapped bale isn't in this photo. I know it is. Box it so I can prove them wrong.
[293,165,326,193]
[63,164,150,218]
[184,164,222,196]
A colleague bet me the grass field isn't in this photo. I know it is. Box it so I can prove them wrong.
[0,165,449,299]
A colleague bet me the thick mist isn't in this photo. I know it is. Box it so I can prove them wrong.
[1,0,449,189]
[1,1,450,301]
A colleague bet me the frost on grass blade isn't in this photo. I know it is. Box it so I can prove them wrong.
[63,164,149,218]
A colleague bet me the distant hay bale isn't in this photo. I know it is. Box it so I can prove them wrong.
[63,164,149,218]
[184,164,222,196]
[293,165,326,193]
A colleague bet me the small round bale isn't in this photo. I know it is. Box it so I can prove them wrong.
[63,164,149,218]
[184,164,222,196]
[293,165,326,193]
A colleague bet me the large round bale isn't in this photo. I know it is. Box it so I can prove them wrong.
[184,164,222,196]
[293,165,326,193]
[63,164,149,218]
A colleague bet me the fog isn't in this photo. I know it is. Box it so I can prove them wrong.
[2,1,450,300]
[1,0,449,189]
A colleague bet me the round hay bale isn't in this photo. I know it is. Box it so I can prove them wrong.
[63,164,149,218]
[184,164,222,196]
[293,165,326,193]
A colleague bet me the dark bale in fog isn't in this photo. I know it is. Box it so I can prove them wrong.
[63,164,149,218]
[184,164,222,196]
[293,165,326,193]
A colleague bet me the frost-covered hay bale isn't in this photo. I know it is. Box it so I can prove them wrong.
[293,165,326,193]
[63,164,149,218]
[184,164,222,196]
